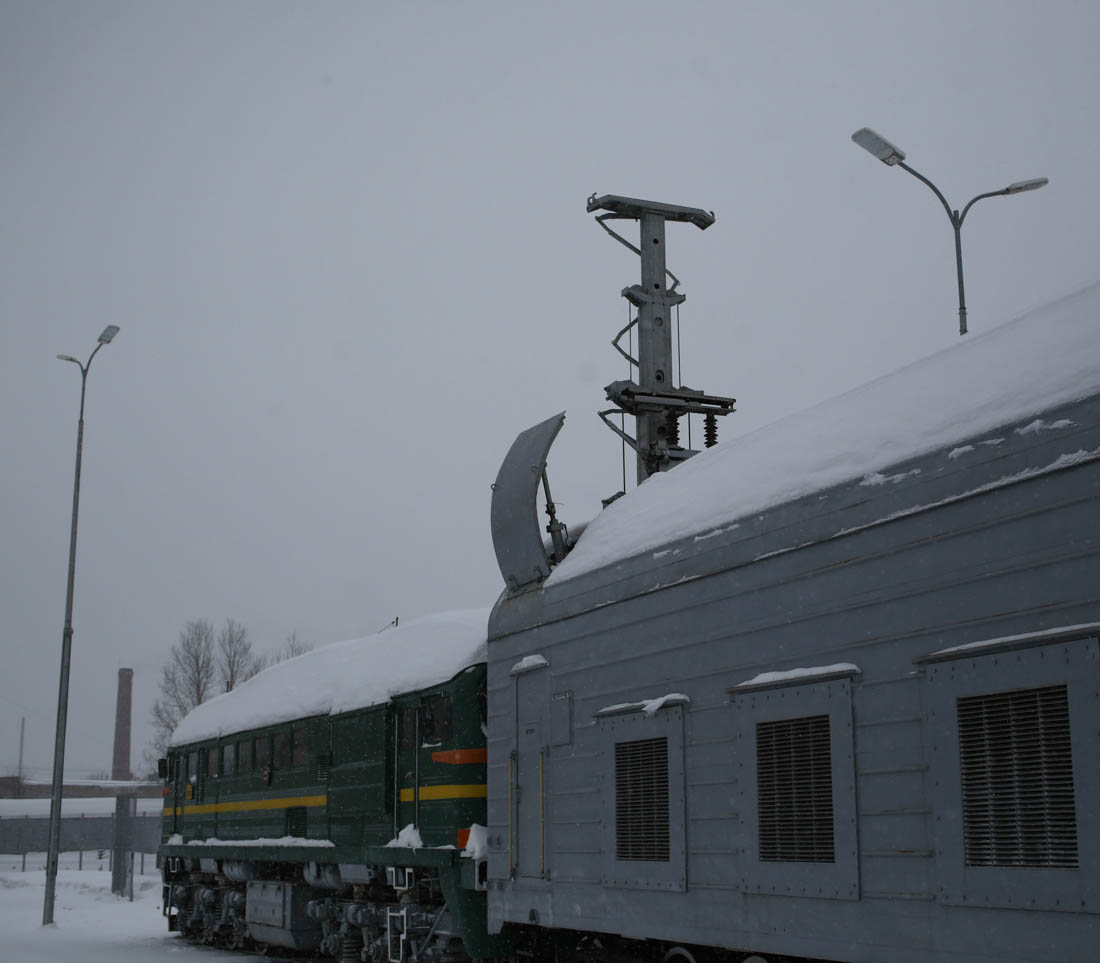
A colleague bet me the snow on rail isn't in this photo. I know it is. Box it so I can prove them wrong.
[170,609,489,747]
[551,281,1100,583]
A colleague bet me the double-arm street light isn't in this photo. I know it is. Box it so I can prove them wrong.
[851,127,1048,335]
[43,324,120,925]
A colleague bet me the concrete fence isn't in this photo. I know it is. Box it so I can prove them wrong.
[0,812,161,856]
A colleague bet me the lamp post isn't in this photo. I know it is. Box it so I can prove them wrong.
[42,324,120,926]
[851,127,1047,335]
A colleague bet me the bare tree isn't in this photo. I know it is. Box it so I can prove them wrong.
[147,619,217,760]
[277,630,313,661]
[217,617,263,691]
[145,619,311,770]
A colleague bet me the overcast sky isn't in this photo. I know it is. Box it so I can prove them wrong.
[2,1,1098,780]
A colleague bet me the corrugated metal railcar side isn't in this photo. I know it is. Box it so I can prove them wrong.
[486,392,1100,963]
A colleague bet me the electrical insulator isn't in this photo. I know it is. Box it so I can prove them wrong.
[666,410,680,447]
[704,412,718,448]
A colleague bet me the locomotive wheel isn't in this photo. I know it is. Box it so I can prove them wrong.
[226,920,245,951]
[662,949,697,963]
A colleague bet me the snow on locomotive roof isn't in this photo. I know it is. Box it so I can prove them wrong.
[551,281,1100,584]
[170,609,490,747]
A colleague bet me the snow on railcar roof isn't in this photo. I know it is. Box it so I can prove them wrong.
[170,609,490,747]
[551,281,1100,584]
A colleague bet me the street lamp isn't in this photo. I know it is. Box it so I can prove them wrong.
[851,127,1048,335]
[42,324,119,925]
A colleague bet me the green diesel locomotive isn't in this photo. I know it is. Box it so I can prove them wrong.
[158,610,503,961]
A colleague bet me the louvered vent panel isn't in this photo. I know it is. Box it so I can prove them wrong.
[316,753,332,783]
[756,714,834,863]
[285,806,307,838]
[957,685,1078,868]
[615,737,670,861]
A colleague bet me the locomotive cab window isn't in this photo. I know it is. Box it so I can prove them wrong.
[238,738,252,772]
[222,742,236,776]
[400,697,452,748]
[477,679,488,730]
[400,705,418,750]
[421,694,452,744]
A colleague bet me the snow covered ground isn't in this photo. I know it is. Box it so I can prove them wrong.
[0,865,261,963]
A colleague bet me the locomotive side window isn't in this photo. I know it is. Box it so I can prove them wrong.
[255,735,271,771]
[188,752,198,781]
[274,730,292,768]
[292,727,309,767]
[222,742,236,775]
[238,739,252,772]
[208,746,219,777]
[421,694,452,744]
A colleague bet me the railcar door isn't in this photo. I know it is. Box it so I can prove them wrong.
[170,750,183,835]
[514,666,549,878]
[395,700,419,833]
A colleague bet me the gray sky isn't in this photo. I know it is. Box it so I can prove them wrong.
[2,0,1098,779]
